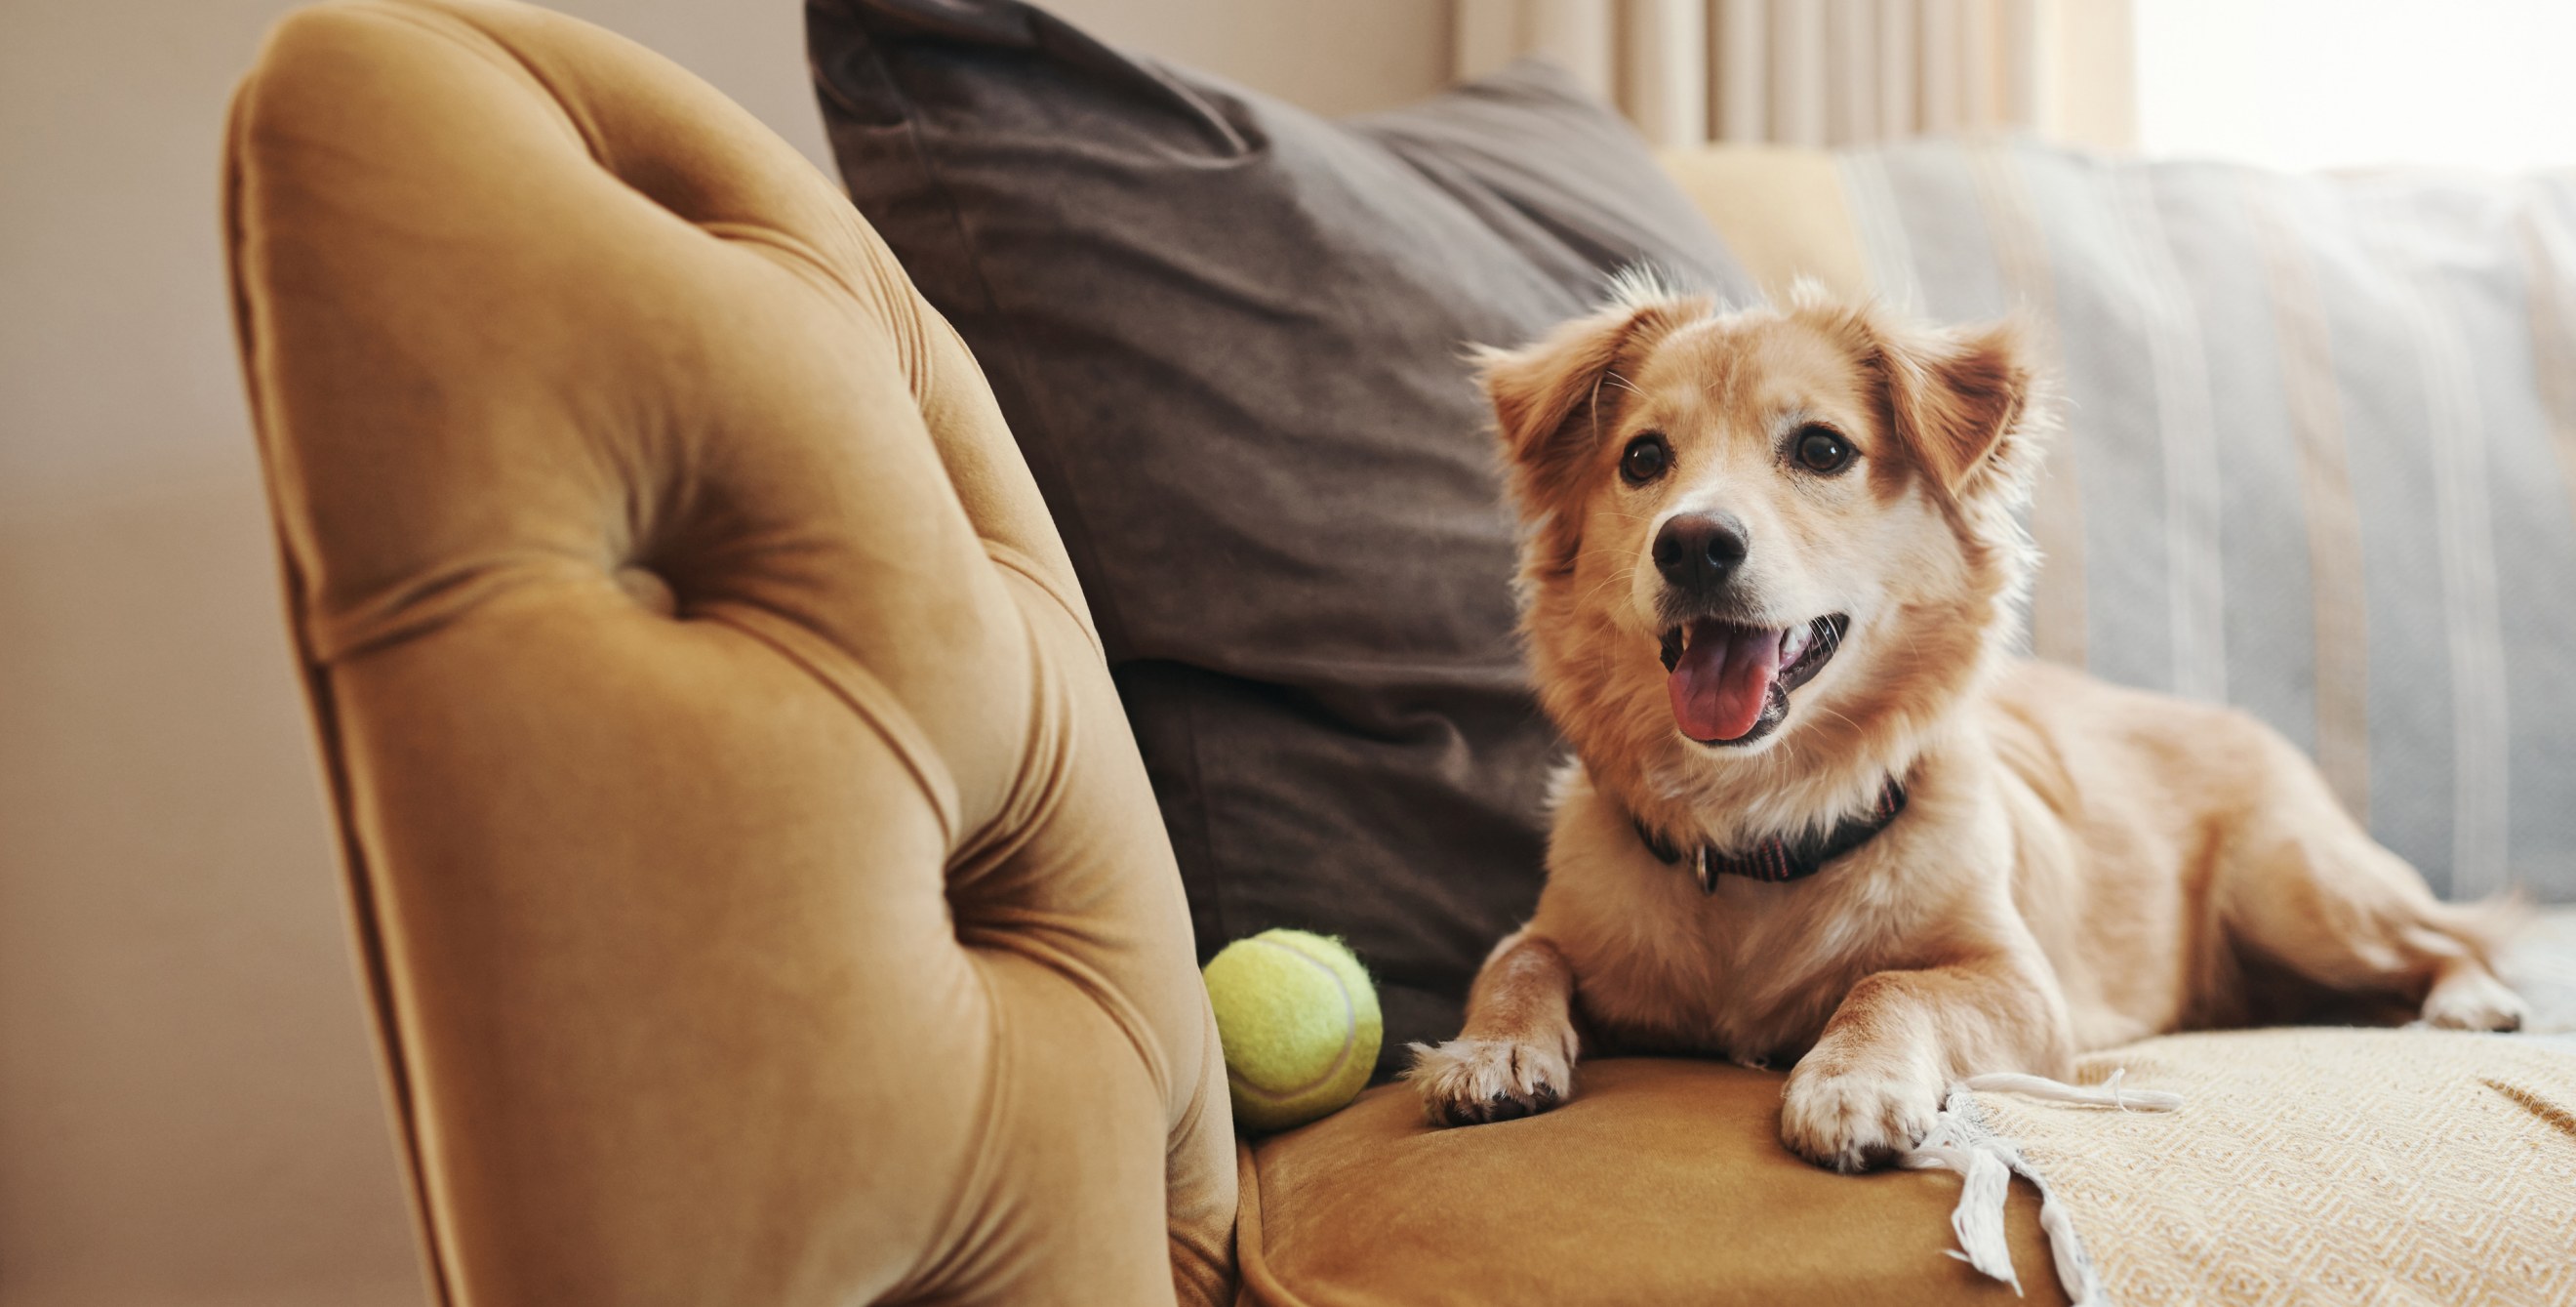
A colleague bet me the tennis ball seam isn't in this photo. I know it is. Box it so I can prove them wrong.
[1222,935,1358,1104]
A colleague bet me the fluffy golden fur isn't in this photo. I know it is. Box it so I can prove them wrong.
[1409,279,2528,1171]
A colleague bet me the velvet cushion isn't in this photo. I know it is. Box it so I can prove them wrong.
[1237,1059,2066,1306]
[228,0,1232,1300]
[806,0,1745,1070]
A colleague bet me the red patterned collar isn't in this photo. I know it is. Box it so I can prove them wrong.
[1631,778,1909,891]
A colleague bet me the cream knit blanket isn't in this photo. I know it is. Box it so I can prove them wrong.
[1911,912,2576,1305]
[1963,1026,2576,1306]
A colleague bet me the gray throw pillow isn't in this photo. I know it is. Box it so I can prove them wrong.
[807,0,1743,1073]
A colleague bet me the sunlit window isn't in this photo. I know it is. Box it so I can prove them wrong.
[2135,0,2576,171]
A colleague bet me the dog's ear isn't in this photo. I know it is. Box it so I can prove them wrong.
[1476,290,1707,574]
[1855,311,2036,507]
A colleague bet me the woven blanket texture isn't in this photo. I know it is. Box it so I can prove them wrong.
[1972,1021,2575,1306]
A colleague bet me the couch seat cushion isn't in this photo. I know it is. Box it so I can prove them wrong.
[1236,1058,2061,1306]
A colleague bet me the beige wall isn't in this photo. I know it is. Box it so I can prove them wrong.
[1040,0,1451,116]
[0,3,1446,1304]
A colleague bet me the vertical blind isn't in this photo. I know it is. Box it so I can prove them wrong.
[1455,0,2135,150]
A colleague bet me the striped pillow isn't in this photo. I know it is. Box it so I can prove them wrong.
[1659,141,2576,902]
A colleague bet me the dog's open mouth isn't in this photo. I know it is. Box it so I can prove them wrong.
[1655,615,1848,746]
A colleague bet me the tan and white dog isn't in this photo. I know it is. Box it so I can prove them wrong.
[1408,278,2528,1172]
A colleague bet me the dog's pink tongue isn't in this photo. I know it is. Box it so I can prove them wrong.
[1668,625,1784,742]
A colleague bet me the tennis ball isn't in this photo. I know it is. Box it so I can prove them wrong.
[1202,928,1383,1133]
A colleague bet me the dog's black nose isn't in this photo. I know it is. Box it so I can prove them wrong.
[1652,512,1749,593]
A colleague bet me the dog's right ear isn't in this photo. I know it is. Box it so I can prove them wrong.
[1475,290,1707,575]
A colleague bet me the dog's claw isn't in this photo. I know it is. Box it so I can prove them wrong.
[1408,1037,1574,1127]
[1778,1061,1942,1172]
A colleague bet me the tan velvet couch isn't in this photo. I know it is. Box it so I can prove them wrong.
[224,2,2077,1302]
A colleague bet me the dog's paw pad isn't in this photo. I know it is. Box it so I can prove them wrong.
[1778,1066,1941,1173]
[1407,1037,1572,1127]
[2421,969,2529,1032]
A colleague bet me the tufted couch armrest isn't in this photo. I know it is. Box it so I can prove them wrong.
[222,1,1235,1301]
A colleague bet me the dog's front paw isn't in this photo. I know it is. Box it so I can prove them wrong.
[1406,1036,1573,1126]
[1778,1060,1943,1173]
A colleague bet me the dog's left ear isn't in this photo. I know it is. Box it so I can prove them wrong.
[1856,312,2036,506]
[1475,285,1710,574]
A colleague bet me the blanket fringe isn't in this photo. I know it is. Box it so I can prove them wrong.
[1899,1070,2180,1306]
[1963,1068,2184,1113]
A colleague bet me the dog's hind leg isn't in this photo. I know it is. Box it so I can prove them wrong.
[1406,927,1582,1125]
[2212,727,2528,1032]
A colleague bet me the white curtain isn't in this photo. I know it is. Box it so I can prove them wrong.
[1454,0,2136,150]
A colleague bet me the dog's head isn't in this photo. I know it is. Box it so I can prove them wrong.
[1482,277,2042,789]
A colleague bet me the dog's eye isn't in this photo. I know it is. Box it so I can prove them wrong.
[1621,433,1671,485]
[1791,426,1855,475]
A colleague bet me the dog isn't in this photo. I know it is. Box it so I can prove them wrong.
[1408,276,2529,1172]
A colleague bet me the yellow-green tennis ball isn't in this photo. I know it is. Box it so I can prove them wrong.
[1203,929,1383,1133]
